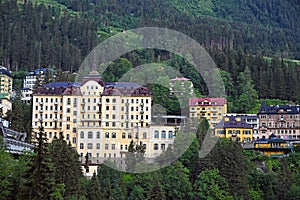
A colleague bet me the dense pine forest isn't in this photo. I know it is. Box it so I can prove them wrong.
[1,0,300,106]
[1,1,300,199]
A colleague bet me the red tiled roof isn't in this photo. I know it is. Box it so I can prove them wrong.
[189,97,227,106]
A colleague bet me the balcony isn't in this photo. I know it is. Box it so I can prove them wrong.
[81,110,85,112]
[98,101,102,105]
[212,109,218,113]
[140,103,144,106]
[190,109,196,113]
[39,102,43,105]
[54,102,58,105]
[200,109,206,113]
[54,110,58,113]
[212,115,218,118]
[53,118,58,121]
[140,111,144,114]
[39,109,44,113]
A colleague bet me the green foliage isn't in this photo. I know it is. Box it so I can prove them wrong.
[194,169,232,200]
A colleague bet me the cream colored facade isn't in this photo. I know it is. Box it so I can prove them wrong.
[189,97,227,129]
[0,66,13,99]
[32,70,176,173]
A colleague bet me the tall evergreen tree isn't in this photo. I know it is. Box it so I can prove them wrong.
[21,121,56,200]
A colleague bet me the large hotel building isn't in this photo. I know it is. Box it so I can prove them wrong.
[32,69,176,172]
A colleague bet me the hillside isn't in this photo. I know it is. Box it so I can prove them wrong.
[1,0,300,104]
[52,0,300,58]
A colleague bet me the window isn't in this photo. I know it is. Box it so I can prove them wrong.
[161,144,166,151]
[112,132,116,138]
[143,144,146,150]
[67,98,71,105]
[154,131,159,138]
[67,117,70,121]
[112,98,116,103]
[67,108,70,113]
[120,145,123,150]
[96,143,100,149]
[72,137,76,144]
[113,106,116,110]
[88,131,93,139]
[72,128,76,133]
[106,98,110,103]
[97,132,100,139]
[87,143,93,149]
[105,144,109,150]
[161,131,166,138]
[168,131,173,138]
[128,133,132,139]
[66,124,70,130]
[106,106,109,110]
[66,134,70,140]
[105,132,109,138]
[112,122,116,127]
[80,143,84,149]
[106,122,109,127]
[135,132,139,139]
[154,143,158,150]
[106,114,109,119]
[112,144,115,150]
[80,132,84,139]
[143,132,147,139]
[122,133,126,139]
[125,145,128,150]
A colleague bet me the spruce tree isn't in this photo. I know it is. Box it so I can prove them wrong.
[21,121,55,200]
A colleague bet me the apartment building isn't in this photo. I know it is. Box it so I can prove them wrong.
[32,68,176,173]
[189,97,227,128]
[224,113,259,137]
[257,101,300,140]
[0,66,13,99]
[215,116,253,142]
[0,66,12,116]
[22,68,56,104]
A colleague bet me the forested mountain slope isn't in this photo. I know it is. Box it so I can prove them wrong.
[1,0,300,105]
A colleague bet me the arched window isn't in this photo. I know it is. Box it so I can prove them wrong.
[80,143,84,149]
[154,131,159,138]
[96,143,100,149]
[143,132,147,139]
[72,137,76,144]
[122,133,126,139]
[128,133,132,139]
[88,131,93,139]
[168,131,173,139]
[161,143,166,151]
[154,143,158,150]
[105,144,109,150]
[80,131,84,139]
[161,131,166,138]
[112,144,115,150]
[87,143,93,149]
[105,132,109,138]
[112,132,116,138]
[143,144,147,150]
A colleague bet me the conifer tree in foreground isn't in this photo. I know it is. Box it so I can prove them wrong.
[21,121,55,200]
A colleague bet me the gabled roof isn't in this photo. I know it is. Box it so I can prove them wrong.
[0,67,12,77]
[258,101,300,114]
[215,116,252,129]
[189,97,227,106]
